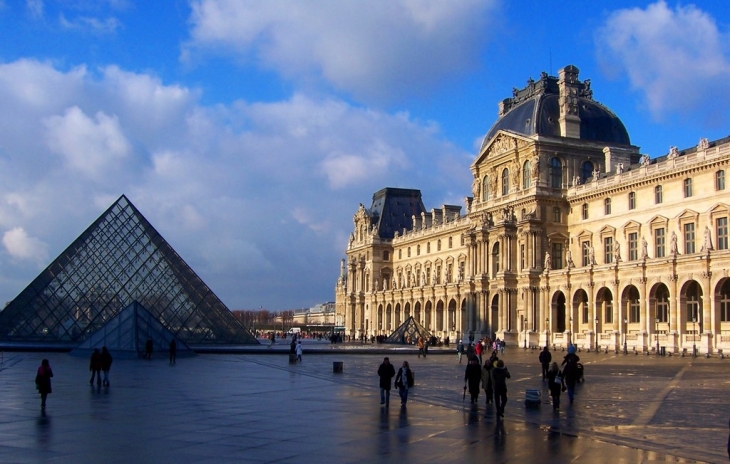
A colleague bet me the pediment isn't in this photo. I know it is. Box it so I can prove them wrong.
[621,219,641,230]
[708,203,730,215]
[575,229,593,240]
[648,214,669,226]
[675,209,699,221]
[599,225,616,235]
[471,130,533,170]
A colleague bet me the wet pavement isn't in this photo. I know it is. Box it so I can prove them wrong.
[0,343,728,463]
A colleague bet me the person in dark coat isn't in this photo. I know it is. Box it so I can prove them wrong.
[547,362,565,410]
[169,340,177,364]
[36,359,53,411]
[539,346,552,380]
[100,346,113,387]
[491,359,511,418]
[481,352,498,405]
[144,338,153,359]
[377,357,396,406]
[394,361,414,406]
[464,357,482,404]
[561,345,580,404]
[89,348,102,387]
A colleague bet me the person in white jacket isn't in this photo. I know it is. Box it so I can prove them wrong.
[295,341,303,362]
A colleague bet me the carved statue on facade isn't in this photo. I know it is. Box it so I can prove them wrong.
[544,251,551,271]
[374,279,379,291]
[383,278,388,291]
[588,244,596,265]
[572,175,580,187]
[670,231,678,255]
[531,156,540,178]
[511,166,521,188]
[616,163,624,174]
[698,138,710,150]
[592,169,600,182]
[565,249,574,268]
[641,236,648,259]
[613,241,621,262]
[471,176,480,199]
[701,225,714,252]
[668,146,679,159]
[640,154,650,166]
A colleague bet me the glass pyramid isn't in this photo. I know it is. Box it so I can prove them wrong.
[384,316,432,344]
[70,301,195,359]
[0,195,258,347]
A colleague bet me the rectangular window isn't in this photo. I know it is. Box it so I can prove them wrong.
[604,198,611,215]
[448,237,453,248]
[552,243,563,269]
[582,241,590,266]
[684,178,693,198]
[630,300,641,323]
[655,185,663,204]
[717,217,728,250]
[582,304,588,324]
[684,223,695,254]
[605,303,613,324]
[628,233,638,261]
[436,266,441,284]
[628,192,636,210]
[553,207,561,223]
[717,170,726,191]
[581,203,588,220]
[657,301,668,323]
[408,247,411,257]
[655,228,665,258]
[604,237,613,264]
[721,298,730,322]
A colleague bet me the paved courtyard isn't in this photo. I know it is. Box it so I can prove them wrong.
[0,343,728,463]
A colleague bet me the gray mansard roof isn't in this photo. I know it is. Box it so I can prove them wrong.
[368,188,426,239]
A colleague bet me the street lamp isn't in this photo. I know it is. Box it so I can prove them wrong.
[655,317,660,354]
[545,318,550,348]
[594,318,599,352]
[693,315,697,357]
[568,316,573,347]
[623,318,628,354]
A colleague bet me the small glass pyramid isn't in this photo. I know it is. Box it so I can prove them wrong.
[384,316,432,344]
[0,195,258,347]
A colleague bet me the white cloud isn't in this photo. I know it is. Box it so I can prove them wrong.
[596,0,730,121]
[26,0,43,18]
[186,0,497,103]
[2,227,49,264]
[0,59,470,308]
[44,106,132,178]
[59,14,120,34]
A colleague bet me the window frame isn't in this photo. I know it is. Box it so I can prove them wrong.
[655,185,663,204]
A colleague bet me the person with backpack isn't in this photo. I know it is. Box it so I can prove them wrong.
[547,362,565,410]
[491,359,511,418]
[394,361,414,405]
[539,346,552,380]
[561,345,580,404]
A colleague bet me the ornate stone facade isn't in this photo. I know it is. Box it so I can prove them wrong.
[335,65,730,355]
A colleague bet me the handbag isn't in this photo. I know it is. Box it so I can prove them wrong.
[554,373,563,385]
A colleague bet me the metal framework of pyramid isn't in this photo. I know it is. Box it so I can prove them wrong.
[70,301,195,359]
[0,195,258,347]
[384,316,432,344]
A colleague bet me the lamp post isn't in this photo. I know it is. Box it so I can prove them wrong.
[545,317,550,348]
[594,318,599,352]
[693,316,697,357]
[568,316,573,347]
[623,318,628,354]
[655,317,660,354]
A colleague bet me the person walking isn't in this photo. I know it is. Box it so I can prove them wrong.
[491,359,511,418]
[100,346,113,387]
[474,339,483,365]
[500,339,506,355]
[89,348,102,387]
[539,346,552,380]
[394,361,413,405]
[377,357,396,406]
[464,357,482,404]
[35,359,53,412]
[169,339,177,364]
[295,341,303,362]
[457,339,464,364]
[417,337,426,358]
[561,345,580,404]
[547,362,565,410]
[481,355,496,405]
[144,337,153,359]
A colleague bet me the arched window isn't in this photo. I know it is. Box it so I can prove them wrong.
[581,161,594,183]
[522,160,531,189]
[550,157,562,188]
[482,175,489,201]
[501,168,510,196]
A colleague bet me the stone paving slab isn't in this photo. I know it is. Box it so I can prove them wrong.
[0,348,726,463]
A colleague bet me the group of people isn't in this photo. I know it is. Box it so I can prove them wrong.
[457,337,505,364]
[540,345,581,409]
[89,346,113,387]
[377,357,414,407]
[464,351,511,418]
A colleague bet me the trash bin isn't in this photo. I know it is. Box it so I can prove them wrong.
[524,389,541,408]
[333,361,343,373]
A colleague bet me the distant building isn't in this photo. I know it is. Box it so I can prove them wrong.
[280,302,336,328]
[335,65,730,355]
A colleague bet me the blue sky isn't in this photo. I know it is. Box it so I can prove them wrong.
[0,0,728,310]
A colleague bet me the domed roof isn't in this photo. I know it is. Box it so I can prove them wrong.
[480,66,630,152]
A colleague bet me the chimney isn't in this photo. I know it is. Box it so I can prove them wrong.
[558,65,581,138]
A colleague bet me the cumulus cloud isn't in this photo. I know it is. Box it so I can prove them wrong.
[0,59,470,308]
[59,14,120,34]
[185,0,497,103]
[596,1,730,121]
[2,227,49,264]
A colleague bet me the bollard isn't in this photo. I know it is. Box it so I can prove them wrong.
[333,361,343,373]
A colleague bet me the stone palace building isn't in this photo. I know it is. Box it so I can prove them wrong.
[335,65,730,355]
